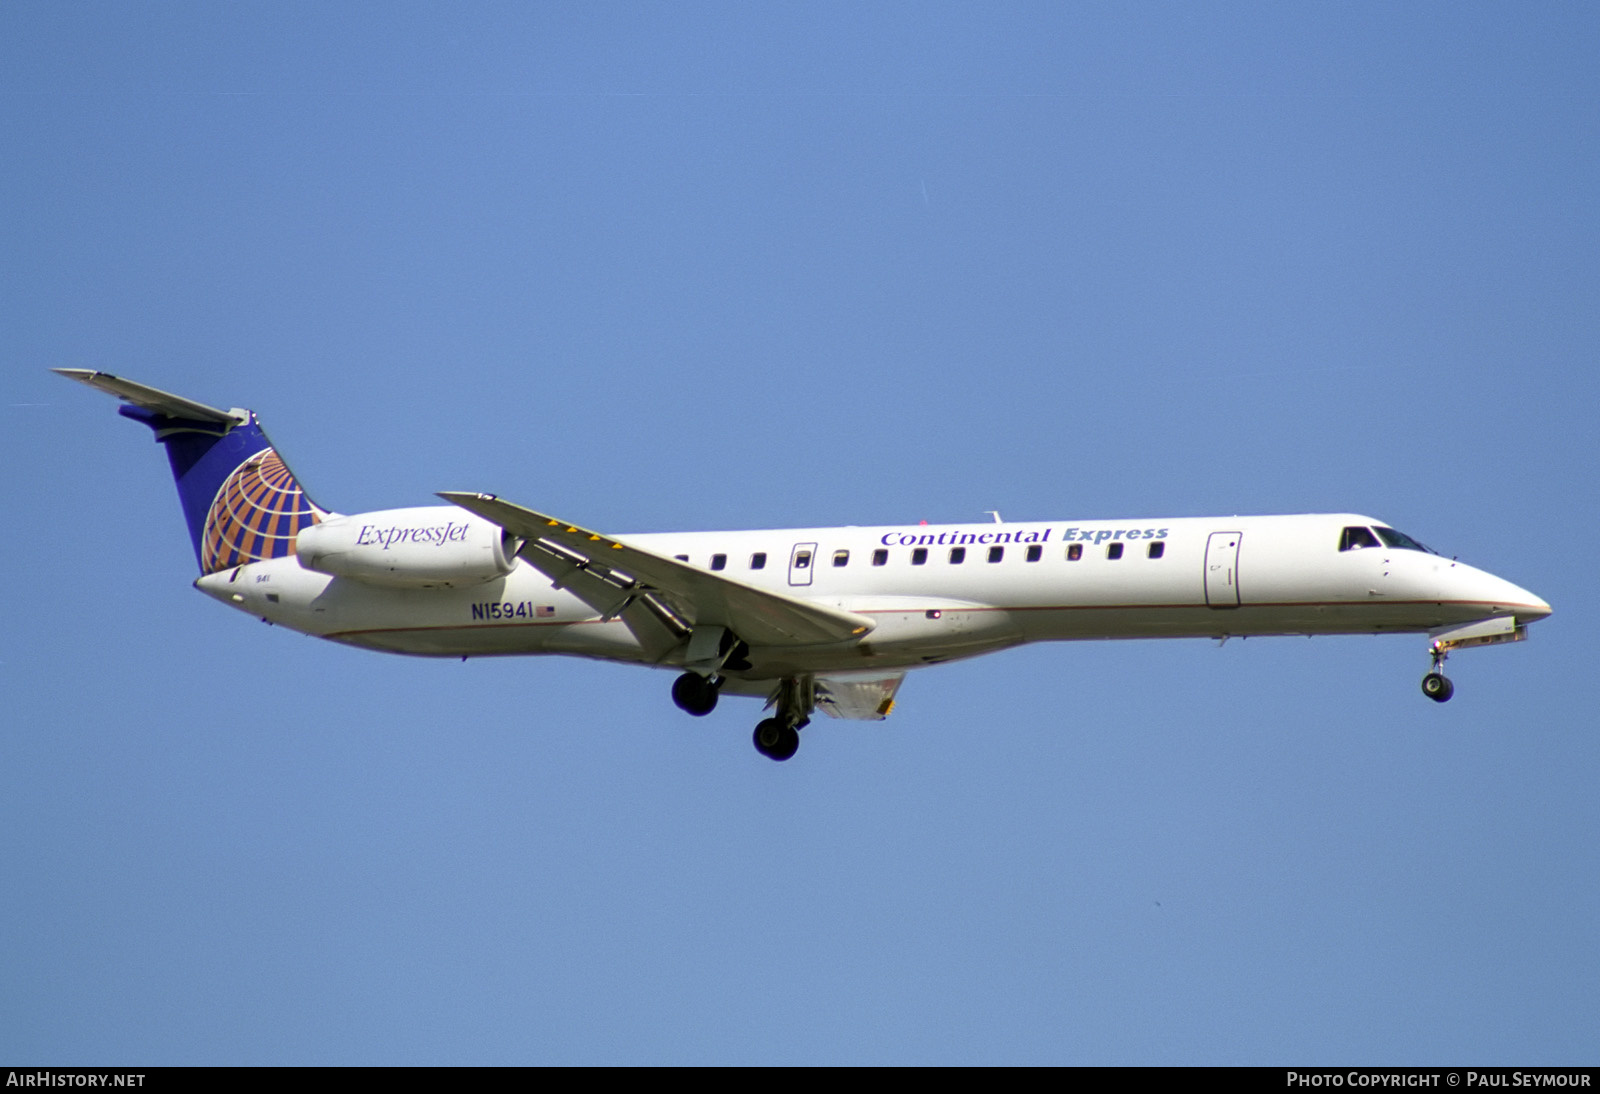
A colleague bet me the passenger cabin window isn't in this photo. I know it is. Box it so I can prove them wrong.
[1067,543,1083,561]
[1026,544,1042,562]
[949,546,966,564]
[911,547,928,565]
[832,550,849,567]
[1339,526,1380,551]
[1148,542,1164,559]
[793,550,811,569]
[1107,543,1124,560]
[988,546,1004,563]
[1374,526,1432,553]
[710,553,727,571]
[750,552,767,570]
[872,549,888,566]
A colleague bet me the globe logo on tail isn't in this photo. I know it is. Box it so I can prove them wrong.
[201,449,323,573]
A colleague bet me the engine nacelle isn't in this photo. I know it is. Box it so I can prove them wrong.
[295,507,521,588]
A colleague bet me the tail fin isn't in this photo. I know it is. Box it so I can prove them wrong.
[57,369,329,574]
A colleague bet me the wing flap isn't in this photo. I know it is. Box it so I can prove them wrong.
[438,492,875,648]
[515,535,687,662]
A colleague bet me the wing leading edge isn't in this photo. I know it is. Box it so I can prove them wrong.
[437,492,875,654]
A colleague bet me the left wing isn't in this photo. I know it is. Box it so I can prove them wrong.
[438,492,875,650]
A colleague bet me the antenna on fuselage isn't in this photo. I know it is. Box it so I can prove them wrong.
[983,511,1003,524]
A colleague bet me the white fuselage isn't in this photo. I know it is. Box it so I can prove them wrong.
[196,511,1551,683]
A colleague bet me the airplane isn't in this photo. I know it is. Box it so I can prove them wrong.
[57,369,1552,761]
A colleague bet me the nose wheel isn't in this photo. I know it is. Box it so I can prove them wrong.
[1421,644,1454,703]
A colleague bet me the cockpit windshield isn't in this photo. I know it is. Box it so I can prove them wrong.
[1339,526,1381,551]
[1373,526,1434,554]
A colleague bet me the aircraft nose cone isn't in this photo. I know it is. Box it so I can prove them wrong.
[1517,589,1553,623]
[1456,565,1551,625]
[1487,573,1551,624]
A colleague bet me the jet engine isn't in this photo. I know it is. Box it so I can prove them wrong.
[294,507,521,588]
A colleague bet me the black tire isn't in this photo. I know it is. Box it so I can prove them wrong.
[769,724,800,762]
[672,672,718,716]
[754,718,785,757]
[1421,672,1454,703]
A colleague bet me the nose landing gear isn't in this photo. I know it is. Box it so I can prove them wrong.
[1417,616,1528,704]
[1421,644,1454,703]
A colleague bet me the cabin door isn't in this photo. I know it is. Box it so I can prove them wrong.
[788,542,818,587]
[1204,532,1242,608]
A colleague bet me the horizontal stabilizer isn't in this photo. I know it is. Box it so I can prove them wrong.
[53,369,244,424]
[438,491,875,648]
[55,368,322,572]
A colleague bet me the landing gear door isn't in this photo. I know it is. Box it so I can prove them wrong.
[1205,532,1242,608]
[788,542,817,587]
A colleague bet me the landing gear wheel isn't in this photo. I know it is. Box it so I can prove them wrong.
[671,672,719,716]
[1421,672,1454,703]
[771,725,799,761]
[753,718,781,755]
[753,718,800,761]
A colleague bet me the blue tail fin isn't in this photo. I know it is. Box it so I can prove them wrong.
[58,370,328,573]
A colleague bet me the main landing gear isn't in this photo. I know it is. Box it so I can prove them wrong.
[752,676,814,762]
[670,625,753,719]
[671,671,720,716]
[668,665,812,761]
[1421,644,1455,703]
[670,671,813,761]
[753,718,800,762]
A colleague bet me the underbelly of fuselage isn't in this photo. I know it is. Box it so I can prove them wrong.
[320,596,1480,678]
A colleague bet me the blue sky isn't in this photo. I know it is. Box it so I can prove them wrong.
[4,3,1596,1064]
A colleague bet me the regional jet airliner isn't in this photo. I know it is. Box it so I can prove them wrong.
[58,370,1551,761]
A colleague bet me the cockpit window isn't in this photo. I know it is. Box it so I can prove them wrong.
[1339,526,1380,551]
[1374,526,1433,553]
